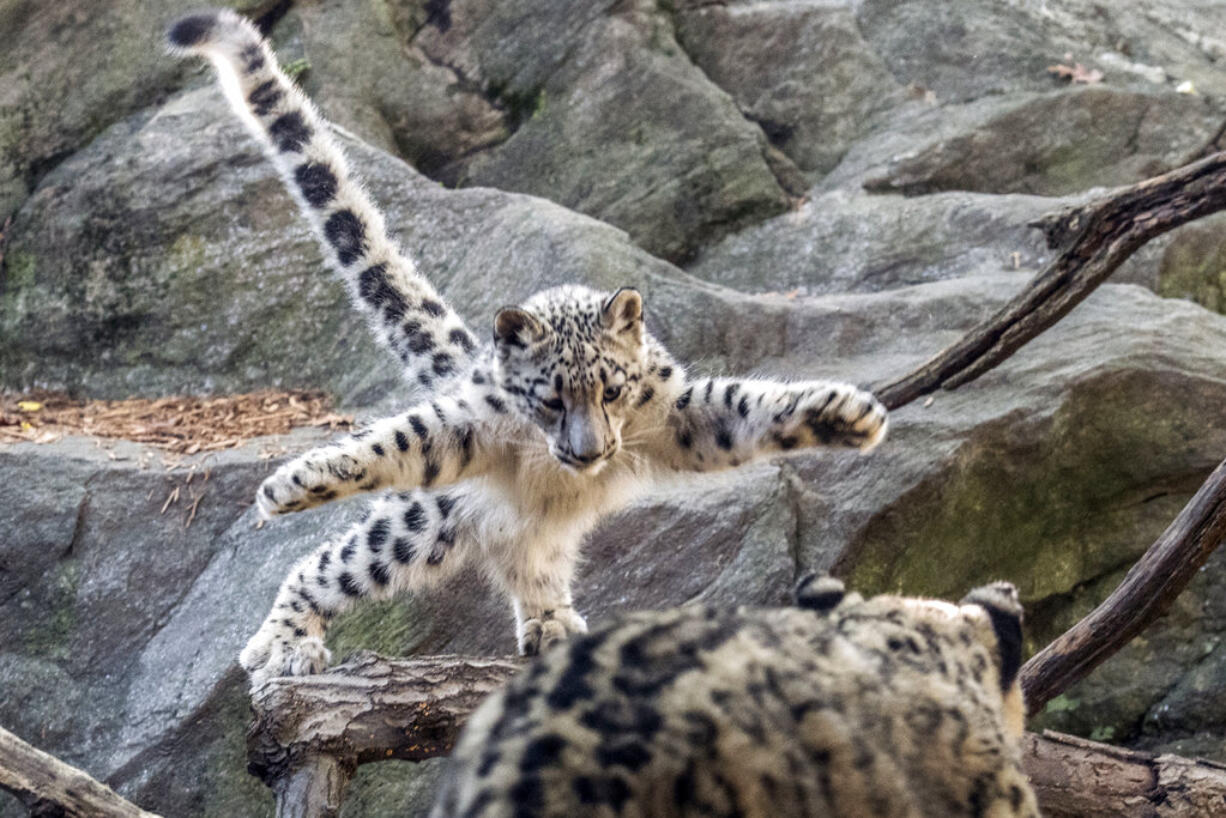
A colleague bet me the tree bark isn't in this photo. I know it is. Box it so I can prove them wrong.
[1025,730,1226,817]
[1021,457,1226,712]
[246,653,522,818]
[875,151,1226,410]
[0,725,161,818]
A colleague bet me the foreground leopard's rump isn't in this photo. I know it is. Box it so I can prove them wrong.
[433,580,1039,818]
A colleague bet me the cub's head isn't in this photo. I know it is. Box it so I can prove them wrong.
[492,285,648,474]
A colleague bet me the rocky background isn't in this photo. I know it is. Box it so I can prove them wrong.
[4,0,1226,814]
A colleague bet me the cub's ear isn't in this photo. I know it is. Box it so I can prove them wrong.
[961,581,1023,692]
[493,307,546,349]
[794,573,846,613]
[602,288,643,338]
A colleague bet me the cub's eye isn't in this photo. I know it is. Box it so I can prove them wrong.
[542,397,565,412]
[602,385,623,403]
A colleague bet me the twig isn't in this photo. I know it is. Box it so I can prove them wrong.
[1021,457,1226,712]
[875,151,1226,409]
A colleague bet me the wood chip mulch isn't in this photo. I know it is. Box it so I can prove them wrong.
[0,389,353,455]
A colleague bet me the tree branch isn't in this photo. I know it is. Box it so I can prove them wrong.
[875,151,1226,410]
[1021,457,1226,712]
[0,725,161,818]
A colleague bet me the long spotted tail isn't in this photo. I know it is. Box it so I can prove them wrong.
[166,10,478,389]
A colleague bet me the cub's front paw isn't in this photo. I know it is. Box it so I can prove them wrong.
[518,608,588,656]
[240,628,332,691]
[801,385,888,452]
[256,462,327,518]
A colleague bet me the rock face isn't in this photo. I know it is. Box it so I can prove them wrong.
[5,1,1226,816]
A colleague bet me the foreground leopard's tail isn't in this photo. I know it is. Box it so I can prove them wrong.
[166,10,479,389]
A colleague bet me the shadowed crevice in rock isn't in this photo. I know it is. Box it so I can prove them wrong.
[671,0,906,182]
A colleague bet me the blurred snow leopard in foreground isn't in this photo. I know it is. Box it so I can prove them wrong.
[435,577,1039,818]
[168,10,889,689]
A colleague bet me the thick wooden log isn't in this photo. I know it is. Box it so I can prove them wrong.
[246,653,522,818]
[875,151,1226,410]
[246,655,1226,817]
[271,755,351,818]
[1025,730,1226,817]
[1021,457,1226,712]
[0,725,160,818]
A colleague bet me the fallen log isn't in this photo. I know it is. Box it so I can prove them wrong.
[1025,730,1226,817]
[246,654,521,818]
[0,725,161,818]
[246,655,1226,818]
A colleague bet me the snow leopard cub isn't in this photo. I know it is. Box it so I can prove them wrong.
[167,11,889,689]
[434,578,1039,818]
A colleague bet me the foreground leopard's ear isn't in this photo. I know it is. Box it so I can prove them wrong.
[493,307,547,349]
[794,573,846,613]
[602,288,643,337]
[961,581,1023,693]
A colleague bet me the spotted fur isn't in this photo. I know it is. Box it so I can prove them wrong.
[433,579,1039,818]
[168,11,890,690]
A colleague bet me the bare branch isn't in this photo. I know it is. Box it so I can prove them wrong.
[876,152,1226,410]
[0,725,161,818]
[1021,457,1226,712]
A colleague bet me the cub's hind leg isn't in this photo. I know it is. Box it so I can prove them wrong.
[240,488,470,689]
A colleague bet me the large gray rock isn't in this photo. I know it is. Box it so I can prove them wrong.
[858,87,1224,197]
[8,1,1226,815]
[0,0,268,224]
[673,1,905,178]
[272,0,508,174]
[0,87,684,402]
[853,0,1226,104]
[6,274,1226,816]
[426,0,792,262]
[687,188,1056,295]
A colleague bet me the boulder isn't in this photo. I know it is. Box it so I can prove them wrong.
[424,0,791,262]
[858,87,1224,197]
[0,0,269,224]
[271,0,508,174]
[673,0,905,177]
[686,188,1056,295]
[0,86,682,403]
[6,274,1226,814]
[7,1,1226,815]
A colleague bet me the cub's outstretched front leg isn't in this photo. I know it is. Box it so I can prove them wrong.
[257,394,499,517]
[654,377,887,472]
[240,488,472,689]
